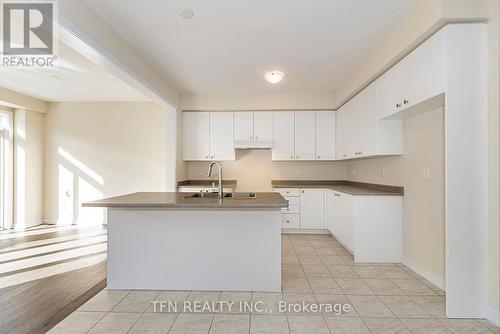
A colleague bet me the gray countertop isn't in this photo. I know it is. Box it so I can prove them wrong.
[271,180,404,196]
[83,192,287,209]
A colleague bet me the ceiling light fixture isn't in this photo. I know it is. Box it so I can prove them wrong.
[264,71,284,84]
[178,6,194,19]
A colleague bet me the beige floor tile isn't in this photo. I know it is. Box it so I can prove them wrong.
[283,294,317,315]
[335,248,353,256]
[146,291,191,312]
[48,311,106,334]
[478,319,500,334]
[250,315,289,334]
[327,265,359,278]
[319,255,347,265]
[302,264,331,278]
[78,290,130,312]
[282,277,313,294]
[209,314,249,334]
[315,247,339,256]
[336,278,374,295]
[219,292,252,313]
[282,255,300,264]
[347,295,395,318]
[308,277,342,294]
[287,315,330,334]
[324,317,370,333]
[392,279,438,296]
[339,255,356,266]
[378,266,414,279]
[352,266,386,279]
[88,312,141,334]
[400,318,452,333]
[410,296,446,318]
[291,240,310,247]
[169,313,214,334]
[294,246,316,255]
[363,278,406,296]
[314,294,357,317]
[297,254,322,265]
[282,264,305,277]
[363,317,410,333]
[379,296,432,318]
[251,292,284,315]
[112,290,160,313]
[128,313,177,333]
[184,291,221,313]
[438,318,494,334]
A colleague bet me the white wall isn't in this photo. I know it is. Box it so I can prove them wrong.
[44,102,168,224]
[14,109,45,229]
[186,150,346,192]
[346,108,445,288]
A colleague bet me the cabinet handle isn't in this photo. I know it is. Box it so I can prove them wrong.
[396,102,402,108]
[403,98,409,105]
[211,156,214,159]
[317,155,321,159]
[296,155,299,159]
[205,155,209,159]
[255,136,258,140]
[290,155,294,159]
[286,220,290,223]
[301,190,304,194]
[249,136,253,140]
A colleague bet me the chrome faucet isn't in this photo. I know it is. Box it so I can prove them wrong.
[207,161,223,199]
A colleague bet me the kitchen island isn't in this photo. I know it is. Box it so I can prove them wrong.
[83,192,287,292]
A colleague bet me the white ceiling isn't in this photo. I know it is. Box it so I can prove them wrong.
[0,42,149,102]
[84,0,413,95]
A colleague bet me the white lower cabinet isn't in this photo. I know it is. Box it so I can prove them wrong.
[325,189,402,263]
[299,188,325,229]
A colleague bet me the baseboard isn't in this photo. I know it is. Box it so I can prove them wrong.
[402,256,445,290]
[43,219,107,226]
[282,229,330,235]
[487,307,500,327]
[13,220,45,230]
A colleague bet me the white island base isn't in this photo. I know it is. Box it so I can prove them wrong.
[107,208,281,292]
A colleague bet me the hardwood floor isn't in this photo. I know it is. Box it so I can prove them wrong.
[0,224,107,334]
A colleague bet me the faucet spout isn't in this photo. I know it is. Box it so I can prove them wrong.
[207,161,223,199]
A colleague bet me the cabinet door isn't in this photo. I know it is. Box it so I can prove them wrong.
[294,112,316,160]
[234,112,254,147]
[325,189,336,234]
[404,28,445,109]
[299,188,325,229]
[377,61,404,119]
[336,100,355,160]
[315,111,335,160]
[355,82,378,157]
[333,191,353,250]
[183,112,210,160]
[272,112,295,161]
[209,112,235,160]
[253,112,274,145]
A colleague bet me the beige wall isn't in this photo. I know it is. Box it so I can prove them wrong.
[346,108,445,287]
[44,102,168,224]
[186,150,346,192]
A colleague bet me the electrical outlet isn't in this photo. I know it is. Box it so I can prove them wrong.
[424,167,431,180]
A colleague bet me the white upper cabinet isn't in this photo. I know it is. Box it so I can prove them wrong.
[294,112,316,160]
[273,112,295,161]
[234,112,254,147]
[234,112,273,148]
[183,112,235,161]
[183,112,210,161]
[209,112,235,160]
[315,111,335,160]
[336,81,403,160]
[378,29,445,119]
[253,112,274,146]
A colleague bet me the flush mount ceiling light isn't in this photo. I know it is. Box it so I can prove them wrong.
[178,6,194,19]
[264,71,284,84]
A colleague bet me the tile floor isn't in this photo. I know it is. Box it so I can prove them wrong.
[49,234,499,334]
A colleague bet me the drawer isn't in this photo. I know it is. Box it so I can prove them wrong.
[284,196,299,206]
[281,205,299,214]
[281,214,300,229]
[274,188,299,197]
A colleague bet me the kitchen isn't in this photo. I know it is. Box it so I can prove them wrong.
[0,1,498,333]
